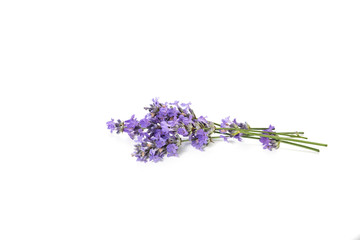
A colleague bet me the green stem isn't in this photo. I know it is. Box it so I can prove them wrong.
[279,140,320,152]
[279,134,308,139]
[241,136,259,140]
[248,130,305,135]
[276,132,304,135]
[251,133,327,147]
[215,128,327,147]
[214,131,230,135]
[214,133,320,152]
[217,127,304,136]
[244,132,327,147]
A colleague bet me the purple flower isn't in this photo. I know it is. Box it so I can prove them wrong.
[220,135,229,142]
[259,137,270,148]
[124,115,138,129]
[168,117,180,127]
[152,97,160,107]
[170,100,180,108]
[233,133,242,142]
[219,117,246,142]
[265,125,275,132]
[149,149,162,162]
[233,119,248,129]
[180,102,191,112]
[106,119,116,133]
[191,129,209,151]
[220,116,231,132]
[160,121,170,133]
[260,137,279,151]
[107,98,325,161]
[166,144,178,157]
[167,107,179,118]
[139,117,150,128]
[179,114,193,125]
[107,119,124,134]
[197,116,208,124]
[159,105,168,114]
[123,115,141,139]
[177,127,188,136]
[156,138,167,148]
[259,125,278,151]
[132,144,147,162]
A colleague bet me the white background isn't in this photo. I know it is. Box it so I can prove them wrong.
[1,1,360,239]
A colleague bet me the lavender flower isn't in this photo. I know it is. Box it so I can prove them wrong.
[155,138,167,148]
[179,114,193,125]
[180,102,191,113]
[190,129,209,151]
[149,149,162,162]
[123,115,140,139]
[197,116,208,124]
[177,127,188,136]
[106,119,116,133]
[166,144,178,157]
[107,98,327,162]
[259,125,279,151]
[139,117,150,128]
[219,117,248,142]
[167,107,178,118]
[160,121,170,133]
[107,119,123,134]
[124,115,138,129]
[220,135,229,142]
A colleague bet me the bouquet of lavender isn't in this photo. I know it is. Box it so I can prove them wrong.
[107,98,327,162]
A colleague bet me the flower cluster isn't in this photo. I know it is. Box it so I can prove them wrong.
[218,116,249,142]
[108,98,215,162]
[106,119,123,134]
[107,98,327,162]
[259,125,280,150]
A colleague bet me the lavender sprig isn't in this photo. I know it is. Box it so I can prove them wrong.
[107,98,327,162]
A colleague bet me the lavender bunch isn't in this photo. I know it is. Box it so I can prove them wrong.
[107,98,327,162]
